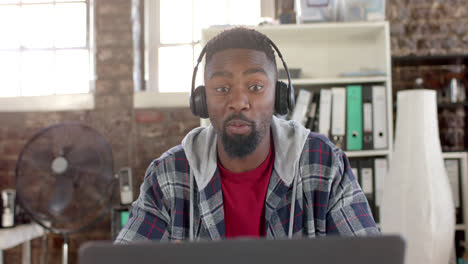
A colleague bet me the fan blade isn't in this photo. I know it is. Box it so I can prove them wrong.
[21,148,54,173]
[66,147,102,174]
[48,172,74,216]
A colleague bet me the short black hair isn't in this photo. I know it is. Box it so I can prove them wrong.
[204,27,277,70]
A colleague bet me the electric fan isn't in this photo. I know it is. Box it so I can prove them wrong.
[15,122,116,264]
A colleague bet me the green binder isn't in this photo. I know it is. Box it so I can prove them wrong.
[346,85,363,150]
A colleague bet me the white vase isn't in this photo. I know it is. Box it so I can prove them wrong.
[381,89,455,264]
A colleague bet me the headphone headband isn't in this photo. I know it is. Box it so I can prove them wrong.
[191,39,292,97]
[190,34,295,118]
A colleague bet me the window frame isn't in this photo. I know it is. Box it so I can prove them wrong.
[0,0,95,112]
[135,0,264,109]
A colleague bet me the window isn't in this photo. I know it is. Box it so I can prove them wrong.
[0,0,93,98]
[144,0,261,97]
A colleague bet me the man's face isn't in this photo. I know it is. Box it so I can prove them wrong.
[204,48,276,158]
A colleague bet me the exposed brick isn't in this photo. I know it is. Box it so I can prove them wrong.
[95,79,115,95]
[118,79,134,94]
[98,16,132,32]
[96,62,133,79]
[0,159,17,171]
[97,31,132,48]
[3,140,26,156]
[97,48,133,64]
[135,111,164,123]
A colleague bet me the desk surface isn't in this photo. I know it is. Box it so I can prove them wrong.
[0,223,45,250]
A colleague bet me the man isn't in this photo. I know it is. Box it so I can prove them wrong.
[116,27,378,243]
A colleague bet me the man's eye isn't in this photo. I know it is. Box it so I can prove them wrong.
[215,87,229,93]
[249,84,264,92]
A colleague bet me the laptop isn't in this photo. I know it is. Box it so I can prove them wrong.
[79,235,405,264]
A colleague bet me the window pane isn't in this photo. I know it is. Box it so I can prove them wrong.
[21,4,55,48]
[0,6,21,49]
[193,43,203,87]
[55,3,87,48]
[0,52,20,97]
[193,0,228,42]
[21,51,55,96]
[0,1,20,5]
[160,0,192,44]
[159,45,193,93]
[55,50,89,94]
[228,0,260,25]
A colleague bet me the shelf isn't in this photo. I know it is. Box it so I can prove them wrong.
[0,223,45,250]
[438,102,468,108]
[392,54,468,66]
[345,149,390,158]
[283,76,388,86]
[456,224,465,231]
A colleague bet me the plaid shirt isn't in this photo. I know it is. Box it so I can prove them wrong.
[116,130,379,243]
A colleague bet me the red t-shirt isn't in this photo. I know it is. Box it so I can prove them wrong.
[218,142,275,238]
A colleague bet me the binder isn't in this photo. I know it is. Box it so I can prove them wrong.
[291,89,312,126]
[318,89,332,138]
[346,85,363,150]
[362,85,374,150]
[372,86,388,149]
[331,87,346,149]
[445,159,462,223]
[349,158,360,183]
[359,158,376,221]
[374,158,387,223]
[306,92,320,131]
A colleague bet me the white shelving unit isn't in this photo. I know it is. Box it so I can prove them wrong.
[442,152,468,250]
[201,21,393,160]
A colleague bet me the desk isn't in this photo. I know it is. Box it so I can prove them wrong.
[0,223,45,264]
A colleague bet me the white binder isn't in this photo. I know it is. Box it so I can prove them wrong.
[445,159,460,208]
[372,86,388,149]
[291,89,312,126]
[318,89,332,137]
[374,158,388,207]
[331,87,346,148]
[361,166,374,196]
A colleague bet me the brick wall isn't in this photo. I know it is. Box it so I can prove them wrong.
[388,0,468,56]
[388,0,468,151]
[0,0,198,263]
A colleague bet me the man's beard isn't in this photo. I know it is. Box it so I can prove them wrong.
[220,114,260,159]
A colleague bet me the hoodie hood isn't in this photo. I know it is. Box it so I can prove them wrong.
[181,116,310,190]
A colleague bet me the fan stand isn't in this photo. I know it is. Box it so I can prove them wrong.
[62,233,69,264]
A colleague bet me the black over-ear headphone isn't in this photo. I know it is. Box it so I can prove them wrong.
[189,39,295,119]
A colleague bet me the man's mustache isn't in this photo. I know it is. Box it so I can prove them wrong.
[223,114,254,128]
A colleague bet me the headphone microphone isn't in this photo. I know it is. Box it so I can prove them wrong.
[189,38,295,119]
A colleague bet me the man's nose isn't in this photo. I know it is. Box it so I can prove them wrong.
[228,86,250,112]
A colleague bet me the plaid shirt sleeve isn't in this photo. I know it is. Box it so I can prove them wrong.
[115,157,172,243]
[323,139,380,236]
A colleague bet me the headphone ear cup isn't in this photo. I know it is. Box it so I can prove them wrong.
[275,81,289,115]
[190,85,209,118]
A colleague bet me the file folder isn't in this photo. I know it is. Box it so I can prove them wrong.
[362,85,373,150]
[346,85,363,150]
[331,87,346,149]
[444,159,462,223]
[291,89,312,126]
[359,158,376,220]
[374,158,387,223]
[319,89,332,138]
[349,158,360,183]
[306,92,320,132]
[372,86,387,149]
